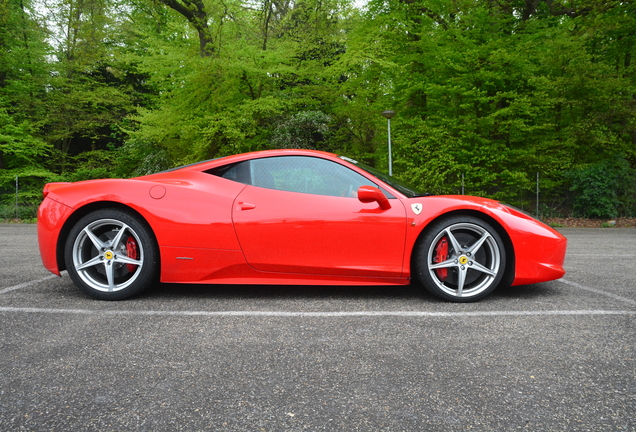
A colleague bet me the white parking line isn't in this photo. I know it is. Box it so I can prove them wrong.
[1,276,634,316]
[0,275,58,295]
[0,307,633,317]
[567,254,636,257]
[559,278,636,306]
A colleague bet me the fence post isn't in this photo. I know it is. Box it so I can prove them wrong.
[536,172,539,219]
[461,173,465,195]
[15,175,19,219]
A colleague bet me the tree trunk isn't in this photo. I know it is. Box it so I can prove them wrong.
[156,0,214,57]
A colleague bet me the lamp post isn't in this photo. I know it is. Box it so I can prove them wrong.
[381,110,396,176]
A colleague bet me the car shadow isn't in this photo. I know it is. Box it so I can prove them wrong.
[144,282,437,302]
[141,281,561,303]
[490,282,562,300]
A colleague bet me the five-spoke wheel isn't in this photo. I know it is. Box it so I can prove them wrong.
[65,209,158,300]
[415,216,506,302]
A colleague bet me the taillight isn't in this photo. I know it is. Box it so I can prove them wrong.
[42,182,72,199]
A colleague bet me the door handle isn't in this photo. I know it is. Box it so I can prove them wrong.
[238,202,256,211]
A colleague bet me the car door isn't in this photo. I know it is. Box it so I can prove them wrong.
[231,156,407,278]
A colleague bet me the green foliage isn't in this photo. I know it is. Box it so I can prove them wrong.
[0,167,59,221]
[113,139,171,177]
[64,149,116,181]
[335,0,636,215]
[44,73,135,156]
[122,0,353,167]
[0,106,52,168]
[0,203,38,221]
[567,157,636,218]
[1,0,635,219]
[272,111,332,150]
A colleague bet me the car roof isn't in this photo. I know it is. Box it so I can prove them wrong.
[136,149,413,200]
[174,149,340,173]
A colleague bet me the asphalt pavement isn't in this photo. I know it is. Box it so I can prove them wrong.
[0,224,634,431]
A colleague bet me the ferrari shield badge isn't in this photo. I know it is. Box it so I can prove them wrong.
[411,203,423,215]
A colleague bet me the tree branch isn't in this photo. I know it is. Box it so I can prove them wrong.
[155,0,214,56]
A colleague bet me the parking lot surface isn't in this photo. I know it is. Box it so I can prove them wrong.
[0,224,634,431]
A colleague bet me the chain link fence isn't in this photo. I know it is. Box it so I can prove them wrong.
[0,176,40,221]
[2,164,634,222]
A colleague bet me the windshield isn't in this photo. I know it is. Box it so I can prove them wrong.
[339,156,427,198]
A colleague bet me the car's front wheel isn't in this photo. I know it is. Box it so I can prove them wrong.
[414,215,506,302]
[65,209,158,300]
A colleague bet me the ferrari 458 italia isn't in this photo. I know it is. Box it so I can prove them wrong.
[38,149,567,302]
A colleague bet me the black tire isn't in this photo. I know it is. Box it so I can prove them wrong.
[64,209,159,300]
[414,215,506,302]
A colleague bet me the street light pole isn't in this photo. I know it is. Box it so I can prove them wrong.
[381,110,396,176]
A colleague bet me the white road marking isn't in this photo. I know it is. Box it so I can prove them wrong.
[567,254,636,257]
[0,276,634,317]
[0,275,58,295]
[559,278,636,306]
[0,307,632,317]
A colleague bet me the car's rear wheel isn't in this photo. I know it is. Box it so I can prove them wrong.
[414,215,506,302]
[65,209,158,300]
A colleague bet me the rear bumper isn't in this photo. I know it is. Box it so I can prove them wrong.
[37,197,73,276]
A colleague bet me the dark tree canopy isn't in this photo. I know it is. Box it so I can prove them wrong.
[1,0,635,219]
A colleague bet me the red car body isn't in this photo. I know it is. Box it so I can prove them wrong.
[38,149,566,300]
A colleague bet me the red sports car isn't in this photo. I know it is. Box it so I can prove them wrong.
[37,149,566,302]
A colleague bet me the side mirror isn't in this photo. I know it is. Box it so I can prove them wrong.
[357,185,391,210]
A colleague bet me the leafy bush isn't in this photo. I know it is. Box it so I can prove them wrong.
[567,156,636,218]
[0,203,38,220]
[271,111,332,150]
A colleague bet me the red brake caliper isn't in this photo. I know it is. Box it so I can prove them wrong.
[433,237,448,281]
[126,236,138,273]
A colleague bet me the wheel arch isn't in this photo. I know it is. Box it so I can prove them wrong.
[410,209,515,287]
[56,201,158,273]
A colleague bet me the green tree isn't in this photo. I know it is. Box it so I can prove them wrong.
[121,0,354,169]
[42,0,146,170]
[335,0,635,214]
[2,0,634,219]
[0,0,56,215]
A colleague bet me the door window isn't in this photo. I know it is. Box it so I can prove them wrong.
[214,156,378,198]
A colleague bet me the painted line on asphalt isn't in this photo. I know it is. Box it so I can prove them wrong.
[0,307,633,317]
[0,275,59,295]
[1,275,634,316]
[567,254,636,257]
[559,278,636,307]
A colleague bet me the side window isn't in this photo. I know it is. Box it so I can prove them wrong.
[251,156,377,197]
[210,161,251,184]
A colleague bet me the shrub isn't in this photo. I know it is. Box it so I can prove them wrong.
[567,156,636,219]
